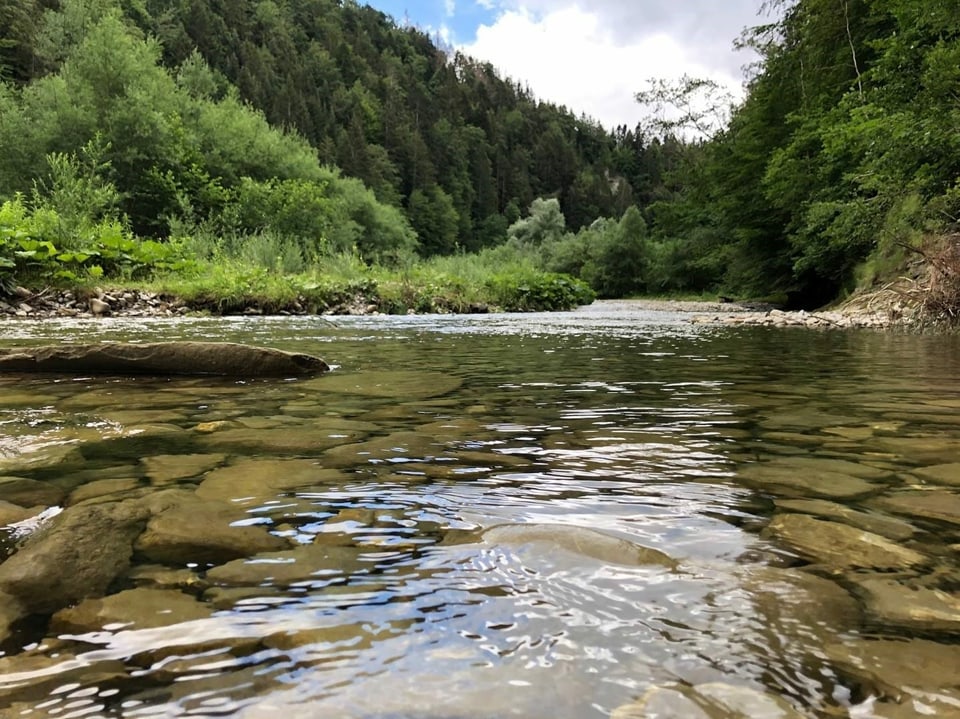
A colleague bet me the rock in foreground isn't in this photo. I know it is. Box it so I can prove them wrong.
[0,341,329,377]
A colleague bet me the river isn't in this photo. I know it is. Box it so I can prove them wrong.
[0,301,958,718]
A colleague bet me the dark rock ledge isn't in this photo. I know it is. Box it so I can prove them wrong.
[0,341,329,377]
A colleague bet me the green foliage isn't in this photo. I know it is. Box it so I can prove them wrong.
[408,184,460,256]
[508,198,566,246]
[486,272,595,312]
[581,207,650,298]
[0,193,197,290]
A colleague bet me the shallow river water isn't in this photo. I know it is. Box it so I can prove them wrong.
[0,301,958,718]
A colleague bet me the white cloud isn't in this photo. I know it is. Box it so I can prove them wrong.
[460,4,750,131]
[445,0,456,17]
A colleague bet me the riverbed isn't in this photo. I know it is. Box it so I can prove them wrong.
[0,301,958,718]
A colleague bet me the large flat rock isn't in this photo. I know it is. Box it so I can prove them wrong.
[848,576,960,635]
[761,513,927,569]
[0,342,329,377]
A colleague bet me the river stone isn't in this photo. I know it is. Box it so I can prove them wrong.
[773,499,915,541]
[824,638,960,712]
[847,576,960,635]
[611,687,711,719]
[197,425,366,454]
[0,341,329,377]
[202,585,284,610]
[135,498,289,564]
[235,414,309,429]
[763,410,865,431]
[873,436,960,463]
[302,370,461,399]
[870,490,960,526]
[0,443,85,475]
[141,453,228,485]
[0,499,150,615]
[1,475,65,509]
[761,513,926,569]
[67,476,143,505]
[822,425,874,441]
[0,500,36,525]
[759,431,825,447]
[692,682,807,718]
[196,459,346,504]
[194,420,234,433]
[869,698,960,719]
[0,651,127,707]
[50,587,213,633]
[0,392,59,408]
[784,458,888,480]
[262,617,411,655]
[475,523,677,569]
[824,637,960,691]
[737,465,879,500]
[127,564,208,592]
[740,566,860,632]
[910,463,960,487]
[127,662,279,711]
[0,590,23,643]
[206,544,368,587]
[321,431,446,467]
[96,409,189,425]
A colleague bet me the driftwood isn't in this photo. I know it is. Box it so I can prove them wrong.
[0,341,329,377]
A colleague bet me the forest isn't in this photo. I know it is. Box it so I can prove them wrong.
[0,0,958,311]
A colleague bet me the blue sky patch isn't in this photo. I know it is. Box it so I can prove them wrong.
[362,0,498,44]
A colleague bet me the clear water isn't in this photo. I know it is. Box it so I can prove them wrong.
[0,302,958,718]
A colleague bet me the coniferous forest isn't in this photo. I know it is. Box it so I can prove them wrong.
[0,0,958,311]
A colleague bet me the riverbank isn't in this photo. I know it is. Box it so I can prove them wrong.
[0,286,923,329]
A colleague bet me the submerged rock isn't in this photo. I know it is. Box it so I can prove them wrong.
[824,638,960,716]
[197,425,366,454]
[0,476,66,507]
[611,682,806,719]
[140,453,228,485]
[303,369,461,399]
[206,544,368,587]
[739,566,861,634]
[611,686,712,719]
[127,564,208,592]
[0,590,23,643]
[0,444,85,476]
[196,458,344,504]
[848,576,960,635]
[0,500,35,526]
[0,341,329,377]
[67,477,143,505]
[135,496,289,564]
[762,513,926,569]
[870,490,960,526]
[465,523,678,569]
[0,500,149,616]
[773,498,916,541]
[50,587,213,633]
[911,462,960,487]
[737,463,881,500]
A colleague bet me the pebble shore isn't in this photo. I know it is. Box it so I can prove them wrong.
[0,286,912,328]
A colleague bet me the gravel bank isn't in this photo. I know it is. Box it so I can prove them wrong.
[0,288,910,329]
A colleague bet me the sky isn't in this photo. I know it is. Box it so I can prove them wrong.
[361,0,767,132]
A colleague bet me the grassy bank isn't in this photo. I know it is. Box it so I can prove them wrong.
[148,253,594,315]
[1,198,594,315]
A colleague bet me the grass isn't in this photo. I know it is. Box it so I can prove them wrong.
[128,249,594,315]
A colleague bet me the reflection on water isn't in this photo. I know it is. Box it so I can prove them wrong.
[0,301,958,718]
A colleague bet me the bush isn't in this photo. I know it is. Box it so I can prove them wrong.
[487,271,595,311]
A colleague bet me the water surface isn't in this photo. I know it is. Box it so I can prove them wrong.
[1,302,958,718]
